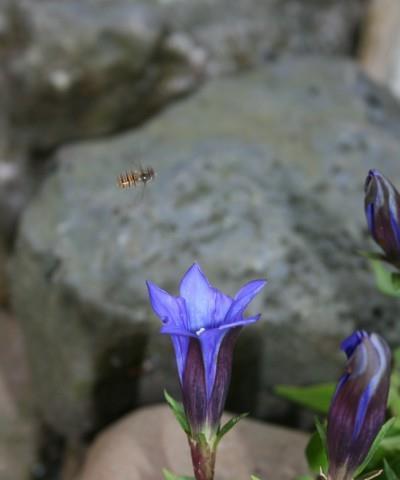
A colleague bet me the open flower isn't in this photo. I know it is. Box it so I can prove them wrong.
[364,169,400,267]
[327,331,391,480]
[147,262,266,439]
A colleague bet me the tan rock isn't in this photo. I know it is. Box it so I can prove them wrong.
[78,405,308,480]
[359,0,400,97]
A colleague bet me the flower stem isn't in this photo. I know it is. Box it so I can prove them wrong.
[188,437,216,480]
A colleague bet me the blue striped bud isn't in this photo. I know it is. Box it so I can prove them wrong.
[365,169,400,267]
[327,331,391,480]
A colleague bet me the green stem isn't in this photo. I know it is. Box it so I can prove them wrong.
[188,437,216,480]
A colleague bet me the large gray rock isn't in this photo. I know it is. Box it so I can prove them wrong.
[0,0,205,152]
[163,0,364,75]
[1,0,364,152]
[11,57,400,440]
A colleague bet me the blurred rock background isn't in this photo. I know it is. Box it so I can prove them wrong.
[1,0,400,479]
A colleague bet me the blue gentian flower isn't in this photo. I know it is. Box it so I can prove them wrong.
[146,263,266,438]
[327,331,391,480]
[364,169,400,267]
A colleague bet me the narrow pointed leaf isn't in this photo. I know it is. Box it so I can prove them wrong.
[384,461,399,480]
[275,383,335,414]
[216,412,249,444]
[164,390,190,434]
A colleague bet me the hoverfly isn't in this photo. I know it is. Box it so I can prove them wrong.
[117,166,155,189]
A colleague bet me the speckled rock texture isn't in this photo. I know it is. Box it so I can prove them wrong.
[0,0,363,151]
[0,0,205,153]
[78,405,308,480]
[11,57,400,439]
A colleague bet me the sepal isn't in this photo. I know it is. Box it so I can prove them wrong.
[164,390,191,435]
[215,412,249,446]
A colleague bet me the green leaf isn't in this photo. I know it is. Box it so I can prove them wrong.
[274,383,335,414]
[384,460,399,480]
[250,476,262,480]
[164,390,190,435]
[315,417,327,449]
[216,412,249,444]
[295,476,314,480]
[163,469,194,480]
[305,419,328,474]
[389,348,400,417]
[369,259,400,297]
[354,418,397,477]
[392,273,400,290]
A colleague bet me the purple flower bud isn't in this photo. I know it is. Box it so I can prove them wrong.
[147,263,266,438]
[364,169,400,267]
[327,331,391,480]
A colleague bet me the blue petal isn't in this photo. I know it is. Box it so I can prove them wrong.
[341,330,367,358]
[168,335,190,384]
[212,289,233,328]
[160,324,196,337]
[365,203,375,236]
[353,384,371,440]
[221,314,261,330]
[179,263,217,332]
[225,279,267,324]
[197,328,228,400]
[160,318,194,384]
[146,280,186,328]
[147,281,190,383]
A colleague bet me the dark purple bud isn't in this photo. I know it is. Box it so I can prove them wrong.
[364,169,400,267]
[327,331,391,480]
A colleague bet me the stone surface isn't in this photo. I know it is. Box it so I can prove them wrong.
[0,311,35,480]
[78,405,309,480]
[11,57,400,440]
[163,0,364,75]
[0,0,205,152]
[0,0,364,152]
[359,0,400,99]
